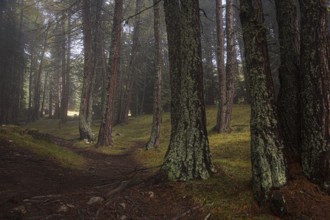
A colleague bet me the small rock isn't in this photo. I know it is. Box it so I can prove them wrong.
[148,191,155,198]
[13,205,27,214]
[87,196,104,205]
[57,204,69,213]
[120,215,128,220]
[119,202,126,209]
[66,204,75,208]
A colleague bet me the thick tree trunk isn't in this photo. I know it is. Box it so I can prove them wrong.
[240,0,287,204]
[214,0,226,133]
[275,0,301,163]
[146,0,162,150]
[162,0,214,181]
[97,0,123,147]
[79,0,96,141]
[299,0,330,190]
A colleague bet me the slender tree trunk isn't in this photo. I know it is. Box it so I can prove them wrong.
[79,0,96,140]
[214,0,226,133]
[299,0,330,191]
[275,0,301,163]
[162,0,214,181]
[97,0,123,147]
[60,12,71,123]
[146,0,162,150]
[240,0,287,204]
[120,0,142,124]
[224,0,237,131]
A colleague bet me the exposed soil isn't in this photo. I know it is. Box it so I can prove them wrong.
[0,135,206,220]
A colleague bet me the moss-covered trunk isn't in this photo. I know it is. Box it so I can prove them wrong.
[275,0,301,162]
[146,0,162,150]
[299,0,330,190]
[79,0,95,141]
[162,0,214,181]
[240,0,287,204]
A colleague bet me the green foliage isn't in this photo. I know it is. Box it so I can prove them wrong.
[0,125,86,169]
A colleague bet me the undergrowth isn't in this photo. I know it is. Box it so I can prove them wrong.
[0,125,86,169]
[24,104,275,219]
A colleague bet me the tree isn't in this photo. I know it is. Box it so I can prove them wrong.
[275,0,301,162]
[240,0,287,204]
[79,0,96,140]
[119,0,142,124]
[299,0,330,190]
[224,0,238,131]
[97,0,123,147]
[146,0,162,150]
[0,0,25,124]
[214,0,226,133]
[162,0,214,181]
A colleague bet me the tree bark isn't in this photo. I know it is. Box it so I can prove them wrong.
[146,0,162,150]
[240,0,287,204]
[79,0,96,141]
[214,0,226,133]
[224,0,237,131]
[162,0,214,181]
[97,0,123,147]
[299,0,330,190]
[275,0,301,163]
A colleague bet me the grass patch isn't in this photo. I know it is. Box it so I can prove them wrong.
[24,104,274,219]
[0,125,86,169]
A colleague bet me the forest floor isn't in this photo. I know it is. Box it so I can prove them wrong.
[0,131,207,220]
[2,105,330,219]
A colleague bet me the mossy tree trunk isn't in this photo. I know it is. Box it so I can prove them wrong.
[79,0,95,141]
[275,0,301,163]
[162,0,214,181]
[240,0,287,204]
[214,0,226,133]
[299,0,330,190]
[97,0,123,147]
[146,0,162,150]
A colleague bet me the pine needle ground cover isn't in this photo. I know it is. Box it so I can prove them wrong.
[25,105,274,219]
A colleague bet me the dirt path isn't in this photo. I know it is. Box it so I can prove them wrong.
[0,135,206,220]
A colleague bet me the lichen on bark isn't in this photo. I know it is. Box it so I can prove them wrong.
[162,0,214,181]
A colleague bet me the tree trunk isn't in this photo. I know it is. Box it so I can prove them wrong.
[275,0,301,163]
[97,0,123,147]
[224,0,237,131]
[79,0,96,141]
[162,0,214,181]
[240,0,287,204]
[120,0,142,124]
[214,0,226,133]
[146,0,162,150]
[299,0,330,190]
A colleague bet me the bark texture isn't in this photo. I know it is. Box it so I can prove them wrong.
[240,0,287,204]
[79,0,95,141]
[215,0,226,133]
[146,0,162,150]
[162,0,214,181]
[275,0,301,162]
[299,0,330,190]
[97,0,123,147]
